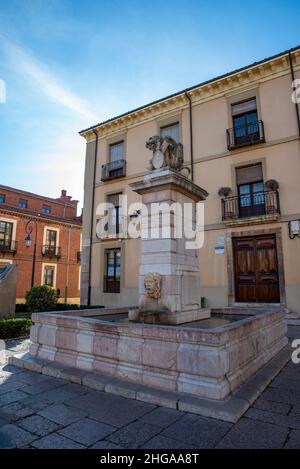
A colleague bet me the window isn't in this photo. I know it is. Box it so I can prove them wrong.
[0,221,13,248]
[107,193,122,236]
[19,199,28,209]
[42,205,51,214]
[46,229,57,247]
[104,248,121,293]
[43,266,55,287]
[160,122,180,143]
[0,195,5,204]
[109,141,124,163]
[232,99,259,146]
[236,164,265,218]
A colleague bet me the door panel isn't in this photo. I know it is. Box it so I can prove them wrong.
[234,235,280,303]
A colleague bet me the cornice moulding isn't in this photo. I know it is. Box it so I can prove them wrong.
[82,52,300,143]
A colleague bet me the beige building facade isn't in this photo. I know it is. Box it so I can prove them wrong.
[80,46,300,314]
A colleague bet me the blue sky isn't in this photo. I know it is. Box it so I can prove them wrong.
[0,0,300,211]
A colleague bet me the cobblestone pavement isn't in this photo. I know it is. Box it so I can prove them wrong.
[0,328,299,449]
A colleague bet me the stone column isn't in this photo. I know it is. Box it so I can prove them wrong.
[129,168,210,324]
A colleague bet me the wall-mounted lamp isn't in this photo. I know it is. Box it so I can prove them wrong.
[288,219,300,239]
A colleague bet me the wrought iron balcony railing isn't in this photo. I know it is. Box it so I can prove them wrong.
[42,245,61,259]
[0,240,17,254]
[101,159,126,182]
[222,190,280,221]
[226,120,265,150]
[103,276,120,293]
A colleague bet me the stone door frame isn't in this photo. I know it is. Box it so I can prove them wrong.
[226,227,287,307]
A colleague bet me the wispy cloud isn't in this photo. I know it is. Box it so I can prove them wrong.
[0,35,97,122]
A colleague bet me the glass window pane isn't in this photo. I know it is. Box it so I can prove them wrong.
[253,181,264,193]
[161,123,180,142]
[239,184,250,195]
[110,142,124,162]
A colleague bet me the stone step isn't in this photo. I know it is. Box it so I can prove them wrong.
[8,345,291,424]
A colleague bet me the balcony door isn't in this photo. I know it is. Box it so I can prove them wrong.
[238,181,265,218]
[0,221,13,249]
[109,141,124,178]
[105,248,121,293]
[232,99,259,146]
[45,229,57,255]
[233,235,280,303]
[236,164,265,218]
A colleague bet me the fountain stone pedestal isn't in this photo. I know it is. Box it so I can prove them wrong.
[129,168,210,324]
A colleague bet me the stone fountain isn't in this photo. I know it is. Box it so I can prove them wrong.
[128,134,210,324]
[9,135,288,421]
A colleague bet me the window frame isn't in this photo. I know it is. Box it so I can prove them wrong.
[104,248,121,293]
[109,140,124,163]
[160,121,180,143]
[18,198,28,209]
[42,204,52,214]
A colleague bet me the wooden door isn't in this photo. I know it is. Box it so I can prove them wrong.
[233,235,280,303]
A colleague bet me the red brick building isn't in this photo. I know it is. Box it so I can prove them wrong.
[0,185,82,304]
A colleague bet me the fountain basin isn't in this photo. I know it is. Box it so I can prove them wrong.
[29,307,287,400]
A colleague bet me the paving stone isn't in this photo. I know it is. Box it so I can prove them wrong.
[269,375,300,391]
[38,403,88,425]
[0,389,29,406]
[0,409,12,425]
[59,418,115,447]
[18,415,61,437]
[18,371,52,385]
[260,387,300,405]
[0,430,16,448]
[66,390,105,414]
[252,398,291,415]
[0,379,27,395]
[107,420,161,449]
[59,383,89,396]
[21,377,67,395]
[142,435,200,449]
[36,386,77,404]
[0,401,35,421]
[90,440,124,449]
[161,414,232,448]
[84,393,155,427]
[284,430,300,449]
[137,407,183,428]
[245,408,300,430]
[216,418,288,449]
[31,433,85,449]
[0,423,37,448]
[1,365,24,375]
[20,395,54,413]
[289,404,300,417]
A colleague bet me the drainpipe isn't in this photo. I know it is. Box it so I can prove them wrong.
[64,227,71,304]
[87,130,98,305]
[289,51,300,138]
[185,91,194,181]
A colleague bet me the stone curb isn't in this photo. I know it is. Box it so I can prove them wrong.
[8,345,291,423]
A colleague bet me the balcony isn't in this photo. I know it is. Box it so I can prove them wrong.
[226,120,265,150]
[222,190,280,226]
[0,240,17,255]
[101,159,126,182]
[103,276,120,293]
[42,245,61,259]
